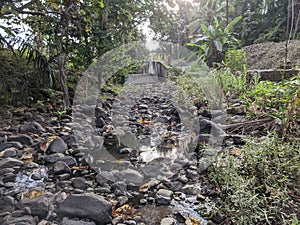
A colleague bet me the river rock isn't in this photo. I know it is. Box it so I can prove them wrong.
[2,214,36,225]
[118,169,144,184]
[19,121,45,134]
[7,134,33,146]
[57,193,112,225]
[53,161,71,174]
[48,137,68,154]
[44,153,65,163]
[199,119,225,137]
[96,171,116,185]
[0,157,24,169]
[61,218,96,225]
[95,107,109,119]
[0,142,23,151]
[71,177,90,190]
[156,189,173,205]
[60,156,77,167]
[3,147,17,157]
[160,217,176,225]
[18,193,53,218]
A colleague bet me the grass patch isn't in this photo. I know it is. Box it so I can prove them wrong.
[205,137,300,224]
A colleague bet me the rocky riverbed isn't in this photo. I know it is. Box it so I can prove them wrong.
[0,75,280,225]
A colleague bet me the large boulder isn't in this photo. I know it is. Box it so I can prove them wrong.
[57,193,112,225]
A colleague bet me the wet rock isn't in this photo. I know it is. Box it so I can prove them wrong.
[156,189,173,205]
[48,137,68,154]
[95,107,109,119]
[118,169,144,185]
[57,193,112,225]
[7,134,33,146]
[0,142,22,151]
[96,171,116,185]
[3,147,17,157]
[160,217,176,225]
[71,177,90,190]
[2,214,36,225]
[181,184,201,195]
[19,121,45,134]
[61,218,96,225]
[0,157,24,169]
[18,193,53,218]
[201,110,224,119]
[0,196,16,214]
[227,105,246,115]
[53,161,71,174]
[44,153,65,163]
[199,119,225,137]
[60,156,77,167]
[2,172,17,183]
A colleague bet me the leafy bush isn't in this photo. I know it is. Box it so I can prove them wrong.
[246,76,300,137]
[208,137,300,224]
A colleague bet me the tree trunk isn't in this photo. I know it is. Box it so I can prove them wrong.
[57,53,70,110]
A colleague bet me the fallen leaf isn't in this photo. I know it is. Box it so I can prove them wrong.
[40,136,58,152]
[113,204,137,220]
[21,152,34,163]
[72,166,89,170]
[185,216,200,225]
[21,190,45,200]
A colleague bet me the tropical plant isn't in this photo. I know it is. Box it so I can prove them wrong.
[187,16,242,67]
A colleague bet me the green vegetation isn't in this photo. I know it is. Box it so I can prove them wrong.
[207,137,300,224]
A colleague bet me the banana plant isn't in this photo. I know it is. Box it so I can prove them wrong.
[187,16,242,67]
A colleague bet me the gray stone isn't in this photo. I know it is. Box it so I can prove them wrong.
[118,169,144,185]
[57,193,112,225]
[18,193,53,219]
[53,161,71,174]
[199,119,225,137]
[96,171,116,185]
[71,177,90,190]
[2,214,36,225]
[61,218,96,225]
[160,218,176,225]
[0,142,22,151]
[48,137,68,154]
[19,121,45,134]
[7,134,33,146]
[3,148,17,158]
[0,157,24,169]
[60,156,77,167]
[156,189,173,205]
[95,107,109,119]
[44,153,65,163]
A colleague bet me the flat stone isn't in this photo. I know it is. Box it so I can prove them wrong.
[96,171,116,185]
[160,217,176,225]
[156,189,173,205]
[48,137,68,154]
[7,134,33,146]
[118,169,144,185]
[3,148,17,158]
[19,121,45,134]
[57,193,112,225]
[60,156,77,167]
[71,177,90,190]
[2,214,36,225]
[0,157,24,169]
[18,193,53,218]
[0,142,22,151]
[61,218,96,225]
[44,153,65,163]
[53,161,71,174]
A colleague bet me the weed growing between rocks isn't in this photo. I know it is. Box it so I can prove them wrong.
[204,136,300,224]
